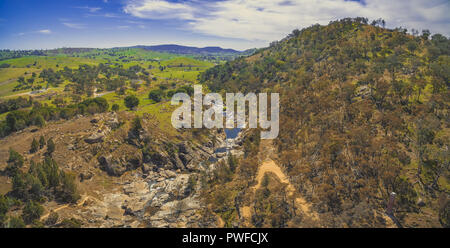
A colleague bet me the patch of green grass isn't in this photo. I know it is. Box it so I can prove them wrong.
[2,56,102,69]
[0,68,40,82]
[0,112,7,121]
[155,70,202,82]
[161,57,213,67]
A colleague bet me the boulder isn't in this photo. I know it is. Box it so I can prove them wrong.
[171,155,185,170]
[85,133,104,144]
[179,153,194,166]
[125,152,143,170]
[178,142,193,154]
[145,152,169,167]
[98,155,126,176]
[106,116,120,129]
[142,163,156,174]
[79,171,94,182]
[417,198,426,207]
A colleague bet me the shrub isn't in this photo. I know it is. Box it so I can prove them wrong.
[39,136,45,149]
[8,216,25,228]
[58,172,80,203]
[148,89,165,102]
[60,218,82,228]
[30,138,39,153]
[131,116,143,136]
[22,200,44,224]
[111,103,119,112]
[124,95,139,110]
[44,211,59,226]
[47,138,55,156]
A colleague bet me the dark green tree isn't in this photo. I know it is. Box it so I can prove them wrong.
[5,149,24,176]
[111,103,120,112]
[8,216,25,228]
[22,200,44,224]
[124,95,139,110]
[148,89,165,102]
[39,136,46,149]
[30,138,39,153]
[131,116,143,136]
[0,195,9,224]
[58,172,80,203]
[47,138,55,156]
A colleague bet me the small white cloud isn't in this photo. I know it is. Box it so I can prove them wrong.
[118,25,130,29]
[63,22,86,29]
[76,6,102,13]
[86,13,120,18]
[104,13,119,18]
[124,0,194,20]
[37,29,52,34]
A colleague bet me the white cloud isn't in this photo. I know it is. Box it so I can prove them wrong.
[123,0,450,42]
[86,13,120,18]
[124,0,195,20]
[37,29,52,34]
[76,6,102,13]
[63,22,86,29]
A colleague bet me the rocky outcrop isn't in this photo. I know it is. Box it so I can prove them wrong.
[85,133,105,144]
[125,152,143,170]
[98,148,143,176]
[54,117,243,227]
[75,170,203,227]
[98,155,127,176]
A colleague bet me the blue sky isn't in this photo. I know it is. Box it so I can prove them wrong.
[0,0,448,51]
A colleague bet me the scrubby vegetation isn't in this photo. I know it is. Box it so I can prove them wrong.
[0,97,109,137]
[0,143,80,227]
[200,18,449,227]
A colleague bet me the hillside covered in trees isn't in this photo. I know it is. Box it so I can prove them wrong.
[199,18,449,227]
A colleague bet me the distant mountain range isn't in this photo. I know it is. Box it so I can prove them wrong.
[131,44,242,55]
[1,44,257,61]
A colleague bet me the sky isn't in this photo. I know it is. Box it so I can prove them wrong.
[0,0,448,51]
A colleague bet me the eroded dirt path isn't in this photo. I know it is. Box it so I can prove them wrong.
[241,140,319,222]
[241,139,397,228]
[40,194,97,221]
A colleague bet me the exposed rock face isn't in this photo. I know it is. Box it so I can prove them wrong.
[170,154,185,171]
[144,151,170,168]
[98,148,143,176]
[85,133,104,144]
[64,127,238,228]
[142,163,155,174]
[98,155,127,176]
[125,152,143,170]
[106,115,120,129]
[18,112,241,228]
[75,171,203,227]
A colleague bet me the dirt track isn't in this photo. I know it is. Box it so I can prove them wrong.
[40,194,97,221]
[242,157,319,221]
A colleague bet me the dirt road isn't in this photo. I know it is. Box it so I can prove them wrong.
[242,157,319,221]
[40,194,96,221]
